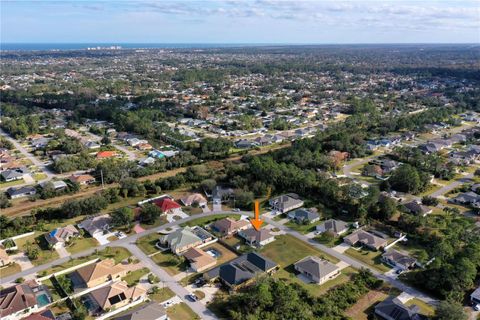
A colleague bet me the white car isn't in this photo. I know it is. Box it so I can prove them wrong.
[474,304,480,311]
[163,300,173,308]
[115,231,127,239]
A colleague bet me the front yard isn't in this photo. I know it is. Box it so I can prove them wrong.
[151,251,188,276]
[0,262,21,278]
[122,267,150,286]
[136,233,160,255]
[149,287,176,303]
[66,237,99,255]
[167,302,199,320]
[181,214,241,228]
[15,232,60,266]
[284,220,321,234]
[344,247,391,273]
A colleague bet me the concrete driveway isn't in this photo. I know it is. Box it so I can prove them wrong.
[10,252,34,271]
[55,246,70,258]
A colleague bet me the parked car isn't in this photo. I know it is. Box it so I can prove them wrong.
[474,304,480,311]
[187,294,198,302]
[163,300,173,308]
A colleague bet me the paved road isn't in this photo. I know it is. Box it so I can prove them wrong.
[342,156,376,179]
[262,216,439,305]
[0,128,54,188]
[123,242,218,320]
[430,172,474,198]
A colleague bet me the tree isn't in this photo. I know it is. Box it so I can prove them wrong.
[200,179,216,193]
[377,196,397,220]
[234,190,254,210]
[111,207,134,228]
[0,193,11,209]
[422,196,439,206]
[25,242,39,260]
[434,301,467,320]
[389,164,429,194]
[139,203,162,224]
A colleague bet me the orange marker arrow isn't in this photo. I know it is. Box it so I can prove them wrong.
[250,201,263,231]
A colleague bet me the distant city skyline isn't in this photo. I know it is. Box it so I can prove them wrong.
[1,0,479,44]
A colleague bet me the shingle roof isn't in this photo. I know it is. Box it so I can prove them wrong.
[0,284,37,318]
[375,297,426,320]
[75,259,126,285]
[162,227,202,252]
[112,302,166,320]
[294,256,339,280]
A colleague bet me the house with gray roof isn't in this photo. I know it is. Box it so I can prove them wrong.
[6,186,36,199]
[1,167,29,182]
[452,192,480,207]
[238,228,275,247]
[316,219,349,237]
[269,194,304,213]
[204,252,277,289]
[382,250,417,271]
[403,201,432,217]
[159,227,203,255]
[294,256,340,285]
[112,302,167,320]
[471,286,480,305]
[344,229,387,251]
[287,208,320,224]
[374,296,427,320]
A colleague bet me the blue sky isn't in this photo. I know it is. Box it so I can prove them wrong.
[1,0,479,43]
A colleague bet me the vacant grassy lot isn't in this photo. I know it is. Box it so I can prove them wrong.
[345,247,391,273]
[284,220,320,234]
[345,290,388,320]
[167,302,199,320]
[259,234,339,266]
[136,233,161,255]
[149,287,176,303]
[66,237,98,255]
[181,214,240,228]
[41,247,131,275]
[0,263,21,278]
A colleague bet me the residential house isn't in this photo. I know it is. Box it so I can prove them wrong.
[212,217,250,236]
[452,192,480,207]
[183,247,216,272]
[471,286,480,306]
[382,250,417,271]
[238,228,275,247]
[344,230,387,251]
[96,151,119,159]
[211,186,234,204]
[1,167,29,182]
[148,150,165,159]
[6,186,36,199]
[112,302,167,320]
[151,197,181,214]
[77,214,112,238]
[374,296,427,320]
[269,194,304,213]
[39,180,68,191]
[44,225,79,249]
[403,201,433,217]
[316,219,349,237]
[0,284,38,320]
[159,227,203,255]
[22,309,56,320]
[293,256,340,285]
[287,208,320,224]
[87,281,146,315]
[68,174,96,185]
[180,193,208,207]
[234,139,258,149]
[204,252,277,290]
[138,157,155,166]
[84,141,100,149]
[72,259,127,288]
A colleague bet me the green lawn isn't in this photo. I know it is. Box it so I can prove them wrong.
[136,233,160,255]
[181,214,241,228]
[0,263,21,278]
[151,251,188,276]
[167,302,199,320]
[140,215,168,230]
[284,220,321,234]
[122,267,150,286]
[15,232,60,266]
[40,247,132,276]
[149,287,176,303]
[33,173,48,181]
[0,178,24,187]
[259,234,339,266]
[345,248,391,273]
[66,237,99,255]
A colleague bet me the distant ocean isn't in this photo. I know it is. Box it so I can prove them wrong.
[0,43,267,51]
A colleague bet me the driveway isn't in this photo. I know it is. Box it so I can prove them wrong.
[212,203,222,212]
[202,205,211,213]
[94,232,114,245]
[184,283,221,304]
[55,246,70,258]
[10,252,34,271]
[166,209,189,223]
[332,243,351,253]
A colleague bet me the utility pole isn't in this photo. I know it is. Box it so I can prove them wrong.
[100,169,104,189]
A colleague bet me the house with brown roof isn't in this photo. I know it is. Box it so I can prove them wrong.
[72,259,127,288]
[180,193,208,207]
[22,310,56,320]
[68,174,96,186]
[0,284,38,320]
[343,230,387,251]
[212,218,250,236]
[294,256,340,285]
[86,281,146,315]
[183,247,216,272]
[238,228,275,247]
[44,225,79,249]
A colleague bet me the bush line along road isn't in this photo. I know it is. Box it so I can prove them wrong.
[0,209,439,320]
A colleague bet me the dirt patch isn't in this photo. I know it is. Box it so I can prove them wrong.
[344,290,387,320]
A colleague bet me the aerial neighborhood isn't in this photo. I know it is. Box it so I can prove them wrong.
[0,43,479,320]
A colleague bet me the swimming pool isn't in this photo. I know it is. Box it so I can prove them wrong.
[36,293,50,307]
